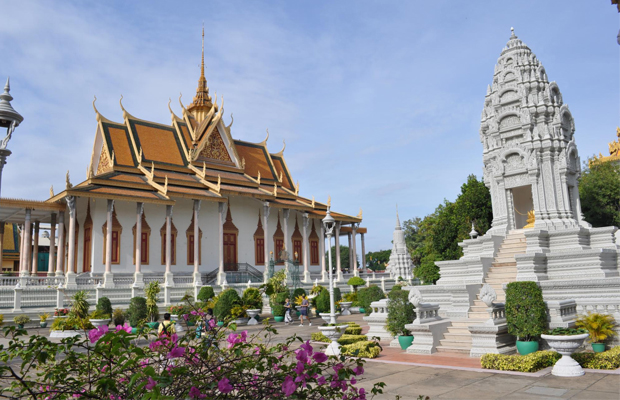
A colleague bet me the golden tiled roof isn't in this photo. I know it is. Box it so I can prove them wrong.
[234,141,276,180]
[130,120,186,166]
[108,126,135,167]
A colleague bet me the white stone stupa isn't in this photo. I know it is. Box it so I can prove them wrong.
[386,207,413,280]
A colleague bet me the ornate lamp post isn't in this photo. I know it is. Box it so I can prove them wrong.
[322,207,337,324]
[0,78,23,199]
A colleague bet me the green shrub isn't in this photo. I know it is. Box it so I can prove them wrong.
[358,286,385,315]
[573,346,620,369]
[51,315,94,331]
[575,312,617,344]
[386,289,416,337]
[13,315,30,325]
[197,286,215,302]
[347,277,366,292]
[481,351,561,372]
[337,335,368,345]
[71,290,90,320]
[242,287,263,310]
[214,288,241,320]
[311,332,330,343]
[343,292,357,303]
[315,289,330,314]
[341,341,382,358]
[126,297,147,327]
[344,324,362,335]
[505,281,547,341]
[144,281,160,323]
[89,310,110,320]
[391,285,403,292]
[334,287,342,303]
[96,297,113,317]
[271,304,285,317]
[112,308,125,327]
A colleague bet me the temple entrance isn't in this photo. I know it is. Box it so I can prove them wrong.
[512,185,534,229]
[223,233,237,270]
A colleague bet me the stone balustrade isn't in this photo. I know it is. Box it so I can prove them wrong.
[363,299,394,341]
[546,299,577,329]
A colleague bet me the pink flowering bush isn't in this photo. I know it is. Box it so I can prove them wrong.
[0,297,386,399]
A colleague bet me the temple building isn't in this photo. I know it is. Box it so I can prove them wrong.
[2,31,369,289]
[590,127,620,166]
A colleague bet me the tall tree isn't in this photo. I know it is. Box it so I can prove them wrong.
[366,249,391,271]
[579,160,620,227]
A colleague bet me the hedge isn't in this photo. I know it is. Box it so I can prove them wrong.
[311,332,331,343]
[341,341,382,358]
[572,346,620,369]
[344,325,362,335]
[481,351,561,372]
[337,335,368,346]
[214,288,241,320]
[126,297,147,327]
[357,286,385,315]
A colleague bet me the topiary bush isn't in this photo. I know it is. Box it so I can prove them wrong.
[96,297,113,318]
[337,335,368,345]
[347,277,366,292]
[112,308,125,327]
[357,285,385,315]
[386,289,416,337]
[197,286,215,302]
[214,288,241,320]
[572,346,620,369]
[144,281,160,323]
[344,324,362,335]
[505,281,547,341]
[341,341,382,358]
[481,351,561,372]
[126,297,147,327]
[315,289,330,314]
[242,287,263,310]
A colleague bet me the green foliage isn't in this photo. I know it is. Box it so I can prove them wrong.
[144,281,161,323]
[546,327,587,336]
[505,282,547,341]
[126,297,148,327]
[575,312,618,343]
[271,304,285,317]
[579,160,620,227]
[13,315,30,325]
[70,290,90,320]
[214,288,241,320]
[344,324,362,335]
[89,310,110,320]
[481,351,561,372]
[337,334,368,345]
[334,287,342,303]
[325,245,358,272]
[572,346,620,369]
[347,276,366,292]
[390,285,403,292]
[386,290,416,337]
[366,249,391,271]
[51,315,94,331]
[38,313,50,322]
[343,292,357,303]
[112,308,125,326]
[357,286,385,314]
[241,287,263,310]
[197,286,215,302]
[315,289,330,314]
[266,270,287,298]
[96,297,113,317]
[310,285,325,296]
[311,332,331,343]
[341,341,382,358]
[292,287,307,306]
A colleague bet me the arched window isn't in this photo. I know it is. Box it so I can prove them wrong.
[253,211,264,265]
[160,218,177,265]
[132,212,151,265]
[186,214,202,265]
[223,205,238,271]
[102,210,122,264]
[309,219,319,265]
[273,212,284,264]
[292,217,302,262]
[83,202,92,272]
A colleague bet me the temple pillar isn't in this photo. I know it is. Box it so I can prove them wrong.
[102,200,114,288]
[0,222,4,272]
[217,202,226,285]
[20,209,31,277]
[282,209,290,258]
[193,200,201,286]
[351,223,358,276]
[164,205,174,287]
[31,221,40,275]
[319,222,326,282]
[334,222,342,281]
[302,212,310,282]
[55,211,65,276]
[133,202,144,288]
[361,232,366,274]
[262,202,270,282]
[66,197,77,288]
[347,232,352,273]
[48,214,56,276]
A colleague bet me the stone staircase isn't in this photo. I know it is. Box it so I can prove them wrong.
[435,230,526,354]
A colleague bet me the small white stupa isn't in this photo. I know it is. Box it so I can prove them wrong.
[386,206,413,280]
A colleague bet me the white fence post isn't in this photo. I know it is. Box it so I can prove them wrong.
[13,283,23,313]
[56,283,64,310]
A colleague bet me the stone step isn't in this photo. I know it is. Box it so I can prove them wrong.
[486,273,517,280]
[445,327,470,335]
[435,346,472,354]
[470,305,488,312]
[468,312,489,319]
[442,332,472,341]
[438,339,473,349]
[493,257,518,263]
[491,262,517,268]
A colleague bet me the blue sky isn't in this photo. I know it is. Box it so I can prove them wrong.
[0,1,618,252]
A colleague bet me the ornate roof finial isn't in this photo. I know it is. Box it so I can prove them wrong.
[357,208,363,220]
[66,171,72,190]
[327,195,331,208]
[257,171,261,185]
[187,26,213,118]
[50,185,54,198]
[396,204,400,228]
[510,27,516,38]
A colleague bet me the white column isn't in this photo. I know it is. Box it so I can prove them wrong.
[66,197,77,288]
[319,222,326,282]
[21,209,31,277]
[48,214,56,276]
[262,202,270,282]
[347,232,352,273]
[164,205,174,287]
[31,221,40,275]
[351,223,358,277]
[18,224,24,274]
[217,202,227,285]
[282,209,290,257]
[55,212,65,276]
[334,222,342,281]
[361,232,366,273]
[102,200,115,288]
[302,212,310,282]
[134,202,144,288]
[193,200,201,286]
[0,222,4,272]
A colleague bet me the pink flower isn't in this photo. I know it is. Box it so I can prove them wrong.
[317,376,327,385]
[350,377,357,385]
[208,319,216,329]
[149,340,162,351]
[333,363,344,373]
[167,346,185,359]
[226,331,249,349]
[300,340,314,355]
[116,322,132,333]
[295,349,308,364]
[294,361,305,375]
[218,377,233,394]
[188,386,206,399]
[171,333,178,343]
[353,365,364,376]
[254,346,261,355]
[145,377,156,390]
[312,352,328,363]
[282,376,297,396]
[88,325,109,343]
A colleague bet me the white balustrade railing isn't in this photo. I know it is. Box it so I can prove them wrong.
[21,288,56,308]
[112,274,135,287]
[172,275,194,285]
[0,276,19,287]
[143,275,165,284]
[0,288,13,309]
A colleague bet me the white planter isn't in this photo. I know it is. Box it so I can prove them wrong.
[170,315,184,333]
[340,302,352,316]
[234,318,249,326]
[90,319,111,327]
[319,312,340,324]
[541,333,589,377]
[246,309,261,325]
[318,324,348,356]
[50,330,86,338]
[349,306,360,314]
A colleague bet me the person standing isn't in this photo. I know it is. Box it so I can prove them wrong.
[284,298,293,325]
[158,313,176,338]
[299,295,311,327]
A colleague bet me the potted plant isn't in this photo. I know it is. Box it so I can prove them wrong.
[347,276,366,293]
[39,313,50,328]
[231,305,249,325]
[270,291,287,323]
[358,285,385,315]
[214,288,241,324]
[112,308,125,327]
[96,297,113,320]
[316,288,340,323]
[197,286,215,302]
[71,290,90,320]
[541,327,589,377]
[317,323,349,355]
[144,281,161,329]
[575,312,617,353]
[13,315,30,329]
[54,308,69,319]
[242,287,262,325]
[386,289,416,350]
[89,310,111,327]
[127,296,147,334]
[505,281,547,355]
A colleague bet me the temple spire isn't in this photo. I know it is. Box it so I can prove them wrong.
[395,204,401,230]
[187,25,214,122]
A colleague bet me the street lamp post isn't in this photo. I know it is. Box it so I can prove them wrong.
[322,207,337,325]
[0,77,24,200]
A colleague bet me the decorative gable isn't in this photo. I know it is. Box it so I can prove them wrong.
[197,127,232,163]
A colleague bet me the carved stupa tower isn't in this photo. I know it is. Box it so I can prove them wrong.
[480,28,587,233]
[187,26,215,123]
[387,207,413,280]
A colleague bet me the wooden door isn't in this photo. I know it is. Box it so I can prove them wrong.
[224,233,237,270]
[83,227,91,272]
